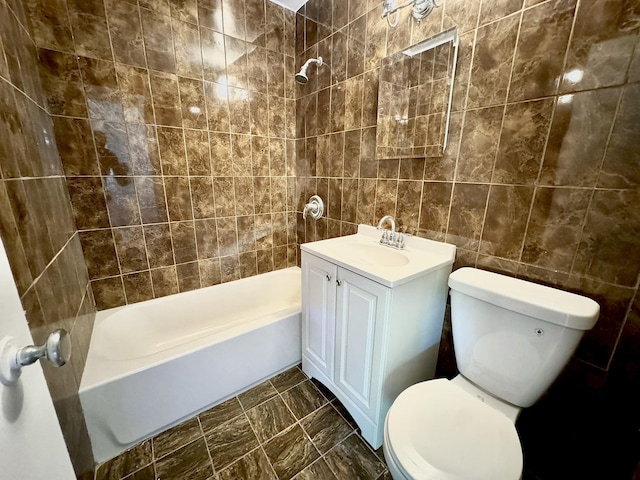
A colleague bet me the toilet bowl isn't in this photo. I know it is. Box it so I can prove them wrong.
[383,267,600,480]
[383,378,522,480]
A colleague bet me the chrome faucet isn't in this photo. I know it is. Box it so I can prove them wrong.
[377,215,406,249]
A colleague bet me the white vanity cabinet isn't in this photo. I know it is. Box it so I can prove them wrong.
[301,225,455,449]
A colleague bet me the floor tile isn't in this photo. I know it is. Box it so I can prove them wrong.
[153,417,203,459]
[238,381,279,410]
[263,424,320,480]
[294,458,339,480]
[309,377,337,401]
[122,464,155,480]
[154,438,213,480]
[199,397,244,432]
[218,448,277,480]
[300,404,354,454]
[95,440,153,480]
[246,396,297,443]
[205,413,260,471]
[270,366,307,393]
[280,380,328,420]
[324,434,386,480]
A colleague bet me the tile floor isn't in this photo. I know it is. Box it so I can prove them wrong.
[93,365,391,480]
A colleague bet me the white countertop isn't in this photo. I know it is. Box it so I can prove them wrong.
[301,225,456,287]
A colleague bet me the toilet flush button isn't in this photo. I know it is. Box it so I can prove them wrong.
[534,328,544,336]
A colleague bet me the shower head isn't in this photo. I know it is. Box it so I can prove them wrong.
[295,56,323,84]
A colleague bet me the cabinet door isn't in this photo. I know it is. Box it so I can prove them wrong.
[302,253,338,380]
[334,268,389,418]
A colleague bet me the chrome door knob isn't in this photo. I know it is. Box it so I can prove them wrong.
[18,329,71,368]
[0,329,72,386]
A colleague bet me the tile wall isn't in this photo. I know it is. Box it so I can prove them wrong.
[27,0,299,310]
[294,0,640,476]
[0,0,95,475]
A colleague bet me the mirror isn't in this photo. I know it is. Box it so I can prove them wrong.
[375,27,459,160]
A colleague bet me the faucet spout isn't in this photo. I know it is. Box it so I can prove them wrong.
[377,215,396,233]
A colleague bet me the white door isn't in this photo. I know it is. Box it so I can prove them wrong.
[0,238,76,479]
[334,268,389,418]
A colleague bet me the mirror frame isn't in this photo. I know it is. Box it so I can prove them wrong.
[375,26,459,159]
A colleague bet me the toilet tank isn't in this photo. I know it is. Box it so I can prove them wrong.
[448,268,599,408]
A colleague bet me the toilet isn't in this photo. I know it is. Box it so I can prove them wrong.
[383,267,600,480]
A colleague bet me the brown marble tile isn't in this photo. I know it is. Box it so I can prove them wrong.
[446,183,490,251]
[457,105,503,182]
[177,78,206,129]
[234,176,256,215]
[154,418,203,460]
[151,266,179,298]
[144,224,174,268]
[185,130,211,176]
[194,218,218,259]
[442,0,480,33]
[218,448,276,480]
[263,424,320,480]
[157,127,188,175]
[239,250,257,277]
[598,82,640,189]
[521,187,591,272]
[135,176,169,224]
[301,404,354,454]
[213,177,236,217]
[113,226,149,273]
[396,180,422,234]
[206,414,259,471]
[129,124,162,176]
[509,0,576,102]
[330,83,345,133]
[92,276,126,310]
[257,248,274,273]
[67,177,110,230]
[493,98,553,184]
[201,27,226,83]
[573,190,640,287]
[540,88,621,187]
[210,132,233,176]
[37,48,87,117]
[374,179,398,223]
[238,380,278,410]
[418,181,452,240]
[324,434,385,479]
[176,261,200,291]
[78,57,124,122]
[174,20,203,78]
[92,121,131,176]
[150,72,182,126]
[199,397,244,432]
[171,221,198,263]
[237,215,257,253]
[52,117,98,176]
[199,257,221,286]
[79,230,119,279]
[205,81,231,132]
[141,9,176,72]
[231,133,252,176]
[190,177,216,219]
[155,438,213,480]
[68,3,111,60]
[479,0,523,25]
[270,366,306,393]
[122,271,153,304]
[95,440,152,480]
[295,458,339,480]
[561,0,637,93]
[165,176,194,221]
[280,380,328,420]
[222,0,246,41]
[105,0,146,68]
[216,216,239,257]
[247,396,296,443]
[480,185,534,260]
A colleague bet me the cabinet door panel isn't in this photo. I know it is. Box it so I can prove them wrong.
[302,253,337,379]
[335,268,389,417]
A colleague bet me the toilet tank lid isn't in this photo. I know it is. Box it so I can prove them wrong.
[448,268,600,330]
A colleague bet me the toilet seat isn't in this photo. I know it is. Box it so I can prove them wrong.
[385,379,523,480]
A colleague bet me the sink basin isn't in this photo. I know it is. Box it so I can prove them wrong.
[344,243,410,267]
[301,224,456,287]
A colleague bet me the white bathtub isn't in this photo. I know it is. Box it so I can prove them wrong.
[79,267,302,463]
